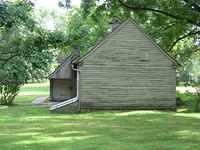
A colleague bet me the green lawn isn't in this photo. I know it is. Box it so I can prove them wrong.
[0,83,200,150]
[15,82,49,104]
[19,82,49,94]
[177,92,199,112]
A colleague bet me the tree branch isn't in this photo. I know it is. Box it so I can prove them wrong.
[0,50,18,55]
[168,30,200,51]
[163,21,177,31]
[193,48,200,53]
[183,0,200,13]
[0,53,20,67]
[118,0,200,27]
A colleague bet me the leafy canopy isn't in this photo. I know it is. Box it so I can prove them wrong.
[61,0,200,56]
[0,0,66,105]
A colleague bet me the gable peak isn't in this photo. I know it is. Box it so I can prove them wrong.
[110,17,122,31]
[71,48,80,61]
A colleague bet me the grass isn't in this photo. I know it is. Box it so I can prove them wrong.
[177,92,199,112]
[19,82,49,93]
[14,82,49,104]
[0,83,199,150]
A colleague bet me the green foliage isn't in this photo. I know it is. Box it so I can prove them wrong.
[78,0,200,54]
[54,7,110,54]
[33,6,109,66]
[177,52,200,83]
[0,26,55,105]
[177,52,200,111]
[0,81,20,105]
[0,0,35,29]
[177,91,200,112]
[176,96,184,106]
[195,89,200,112]
[0,0,66,105]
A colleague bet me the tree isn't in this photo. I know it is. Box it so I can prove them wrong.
[0,0,35,29]
[61,0,199,56]
[0,0,66,105]
[54,6,110,54]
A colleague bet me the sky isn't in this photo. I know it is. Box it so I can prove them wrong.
[34,0,82,30]
[34,0,81,11]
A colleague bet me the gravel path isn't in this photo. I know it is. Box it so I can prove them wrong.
[29,96,57,107]
[14,96,53,107]
[32,96,49,104]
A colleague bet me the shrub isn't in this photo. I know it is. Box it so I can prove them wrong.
[176,96,184,106]
[195,88,200,112]
[0,81,21,105]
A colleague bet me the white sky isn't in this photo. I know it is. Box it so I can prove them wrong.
[34,0,81,11]
[34,0,104,30]
[34,0,82,30]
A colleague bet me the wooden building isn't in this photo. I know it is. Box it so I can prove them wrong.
[48,18,179,113]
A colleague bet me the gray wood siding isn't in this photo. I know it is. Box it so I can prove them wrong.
[52,79,76,101]
[79,20,176,109]
[51,59,72,79]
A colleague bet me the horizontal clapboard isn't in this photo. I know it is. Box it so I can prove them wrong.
[79,19,176,109]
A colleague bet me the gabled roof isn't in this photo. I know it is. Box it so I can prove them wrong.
[48,55,72,79]
[73,18,180,66]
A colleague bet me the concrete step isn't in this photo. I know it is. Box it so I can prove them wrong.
[50,101,79,113]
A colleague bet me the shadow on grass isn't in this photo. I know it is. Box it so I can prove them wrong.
[0,107,199,150]
[177,92,199,113]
